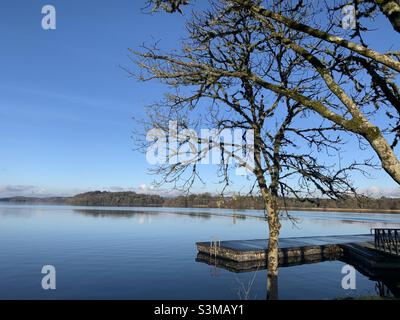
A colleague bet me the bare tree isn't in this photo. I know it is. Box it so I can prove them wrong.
[149,0,400,34]
[145,0,400,185]
[231,0,400,184]
[131,1,368,299]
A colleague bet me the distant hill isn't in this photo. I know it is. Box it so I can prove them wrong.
[0,191,164,207]
[1,191,399,212]
[64,191,164,207]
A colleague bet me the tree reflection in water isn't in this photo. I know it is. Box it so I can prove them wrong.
[73,208,213,220]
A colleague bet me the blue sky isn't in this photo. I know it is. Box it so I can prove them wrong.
[0,0,399,198]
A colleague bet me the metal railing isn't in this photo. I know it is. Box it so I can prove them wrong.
[371,228,400,256]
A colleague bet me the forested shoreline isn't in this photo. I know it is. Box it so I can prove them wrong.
[0,191,399,212]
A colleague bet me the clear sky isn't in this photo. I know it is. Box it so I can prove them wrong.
[0,0,399,198]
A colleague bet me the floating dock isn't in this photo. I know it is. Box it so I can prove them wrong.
[196,234,400,272]
[197,234,374,263]
[196,232,400,297]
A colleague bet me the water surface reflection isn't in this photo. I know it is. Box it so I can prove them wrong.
[0,204,399,299]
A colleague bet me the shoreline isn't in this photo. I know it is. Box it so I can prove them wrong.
[1,201,400,214]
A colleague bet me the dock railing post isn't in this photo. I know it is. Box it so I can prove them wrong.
[371,228,378,249]
[371,228,400,256]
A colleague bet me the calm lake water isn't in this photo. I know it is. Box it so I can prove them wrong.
[1,204,400,300]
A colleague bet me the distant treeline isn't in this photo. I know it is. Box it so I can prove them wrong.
[1,191,399,211]
[163,193,400,211]
[65,191,164,207]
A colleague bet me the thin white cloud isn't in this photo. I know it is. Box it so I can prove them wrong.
[0,185,88,198]
[135,184,182,197]
[360,185,400,198]
[108,186,134,192]
[0,84,132,113]
[0,185,48,197]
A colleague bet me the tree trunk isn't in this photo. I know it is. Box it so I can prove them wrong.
[266,198,281,300]
[253,127,281,299]
[364,125,400,185]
